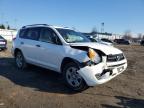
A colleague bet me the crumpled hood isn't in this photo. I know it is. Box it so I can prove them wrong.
[70,42,122,55]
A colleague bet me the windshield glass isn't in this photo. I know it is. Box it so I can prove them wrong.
[56,28,90,43]
[0,35,4,39]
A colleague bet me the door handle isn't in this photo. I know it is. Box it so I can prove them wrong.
[21,42,24,45]
[36,45,41,47]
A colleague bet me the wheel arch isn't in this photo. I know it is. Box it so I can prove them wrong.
[14,48,22,57]
[60,57,82,72]
[61,57,89,91]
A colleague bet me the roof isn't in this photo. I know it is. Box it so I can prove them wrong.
[22,24,71,29]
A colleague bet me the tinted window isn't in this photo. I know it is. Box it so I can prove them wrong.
[19,29,27,38]
[101,38,113,43]
[0,35,4,39]
[39,28,62,45]
[120,39,125,42]
[19,28,41,40]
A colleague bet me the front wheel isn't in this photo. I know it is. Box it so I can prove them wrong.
[63,62,88,91]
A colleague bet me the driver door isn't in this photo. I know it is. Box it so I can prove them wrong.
[36,27,64,72]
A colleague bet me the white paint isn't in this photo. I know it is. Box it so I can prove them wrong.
[12,25,127,87]
[0,29,18,41]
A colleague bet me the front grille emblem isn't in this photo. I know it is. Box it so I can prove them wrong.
[107,53,124,62]
[116,56,120,61]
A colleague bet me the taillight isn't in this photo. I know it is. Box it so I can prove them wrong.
[5,40,7,45]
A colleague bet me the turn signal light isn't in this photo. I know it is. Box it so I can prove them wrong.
[88,48,96,60]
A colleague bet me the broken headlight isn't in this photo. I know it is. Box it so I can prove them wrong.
[88,48,101,64]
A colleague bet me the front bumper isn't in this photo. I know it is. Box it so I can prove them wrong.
[78,59,127,86]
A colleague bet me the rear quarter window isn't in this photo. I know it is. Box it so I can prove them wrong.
[19,29,27,38]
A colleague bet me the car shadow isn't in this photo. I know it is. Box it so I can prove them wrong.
[101,96,144,108]
[0,57,76,94]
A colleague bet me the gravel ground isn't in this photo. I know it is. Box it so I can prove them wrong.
[0,43,144,108]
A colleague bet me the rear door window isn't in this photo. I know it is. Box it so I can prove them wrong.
[19,27,41,40]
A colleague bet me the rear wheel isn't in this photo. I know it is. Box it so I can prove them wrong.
[15,51,27,69]
[0,48,7,51]
[63,62,88,91]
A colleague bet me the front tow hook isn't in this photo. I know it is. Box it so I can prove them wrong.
[100,69,113,76]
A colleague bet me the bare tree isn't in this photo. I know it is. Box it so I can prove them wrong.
[91,27,97,33]
[7,25,10,30]
[137,33,143,40]
[123,30,132,40]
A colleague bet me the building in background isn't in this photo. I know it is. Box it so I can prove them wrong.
[0,29,17,41]
[83,32,122,40]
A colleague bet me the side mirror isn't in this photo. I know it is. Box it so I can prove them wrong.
[53,35,62,45]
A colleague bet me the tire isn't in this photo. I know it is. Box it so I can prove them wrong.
[63,62,88,92]
[0,48,7,51]
[2,48,7,51]
[15,51,27,69]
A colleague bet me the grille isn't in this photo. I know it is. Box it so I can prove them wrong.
[107,53,125,62]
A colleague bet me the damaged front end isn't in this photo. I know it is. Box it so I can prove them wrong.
[77,54,127,86]
[70,45,127,86]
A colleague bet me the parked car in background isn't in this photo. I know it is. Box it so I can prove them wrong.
[101,38,113,44]
[0,35,7,51]
[12,24,127,91]
[140,40,144,46]
[114,39,130,45]
[87,36,113,46]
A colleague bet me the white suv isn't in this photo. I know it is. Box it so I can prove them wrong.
[12,24,127,91]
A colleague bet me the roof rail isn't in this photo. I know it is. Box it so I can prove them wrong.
[22,24,49,28]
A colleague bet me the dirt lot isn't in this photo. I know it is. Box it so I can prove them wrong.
[0,43,144,108]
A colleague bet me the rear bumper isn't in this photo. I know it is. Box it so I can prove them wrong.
[0,45,7,49]
[78,59,127,86]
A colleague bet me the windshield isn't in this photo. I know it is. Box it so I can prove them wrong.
[0,35,4,39]
[56,28,90,43]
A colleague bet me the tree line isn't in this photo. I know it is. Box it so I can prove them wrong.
[0,24,10,30]
[91,27,144,40]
